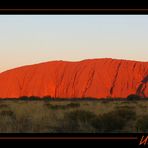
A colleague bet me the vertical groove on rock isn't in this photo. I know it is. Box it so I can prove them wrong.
[110,62,122,96]
[17,78,22,92]
[18,71,29,96]
[55,64,66,98]
[20,66,38,97]
[72,69,80,97]
[82,65,96,98]
[133,63,136,71]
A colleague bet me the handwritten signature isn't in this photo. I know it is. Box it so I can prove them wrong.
[139,136,148,145]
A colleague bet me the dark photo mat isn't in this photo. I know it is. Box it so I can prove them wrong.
[0,3,148,147]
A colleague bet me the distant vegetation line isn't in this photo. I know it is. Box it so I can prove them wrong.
[0,94,147,101]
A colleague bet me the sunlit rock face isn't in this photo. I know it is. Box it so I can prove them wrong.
[0,58,148,99]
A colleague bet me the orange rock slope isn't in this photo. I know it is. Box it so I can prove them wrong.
[0,58,148,99]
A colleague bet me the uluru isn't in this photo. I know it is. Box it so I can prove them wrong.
[0,58,148,99]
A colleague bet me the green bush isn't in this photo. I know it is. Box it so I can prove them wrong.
[45,102,80,110]
[115,107,136,120]
[54,110,97,132]
[64,110,96,123]
[0,110,16,121]
[0,110,14,117]
[127,94,140,101]
[43,96,52,101]
[0,104,10,109]
[66,102,80,108]
[20,96,41,101]
[53,107,136,133]
[92,114,125,132]
[91,108,136,132]
[135,115,148,132]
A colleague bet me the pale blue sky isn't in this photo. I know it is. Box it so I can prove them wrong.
[0,15,148,72]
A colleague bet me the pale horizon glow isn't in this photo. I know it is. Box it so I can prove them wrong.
[0,15,148,72]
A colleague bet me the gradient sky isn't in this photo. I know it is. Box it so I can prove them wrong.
[0,15,148,72]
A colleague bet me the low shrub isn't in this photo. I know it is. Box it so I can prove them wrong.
[53,110,97,132]
[0,110,16,121]
[45,102,80,110]
[135,115,148,132]
[20,96,41,101]
[127,94,141,101]
[91,108,136,132]
[0,110,15,117]
[0,104,10,108]
[66,102,80,108]
[53,107,136,133]
[92,113,125,132]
